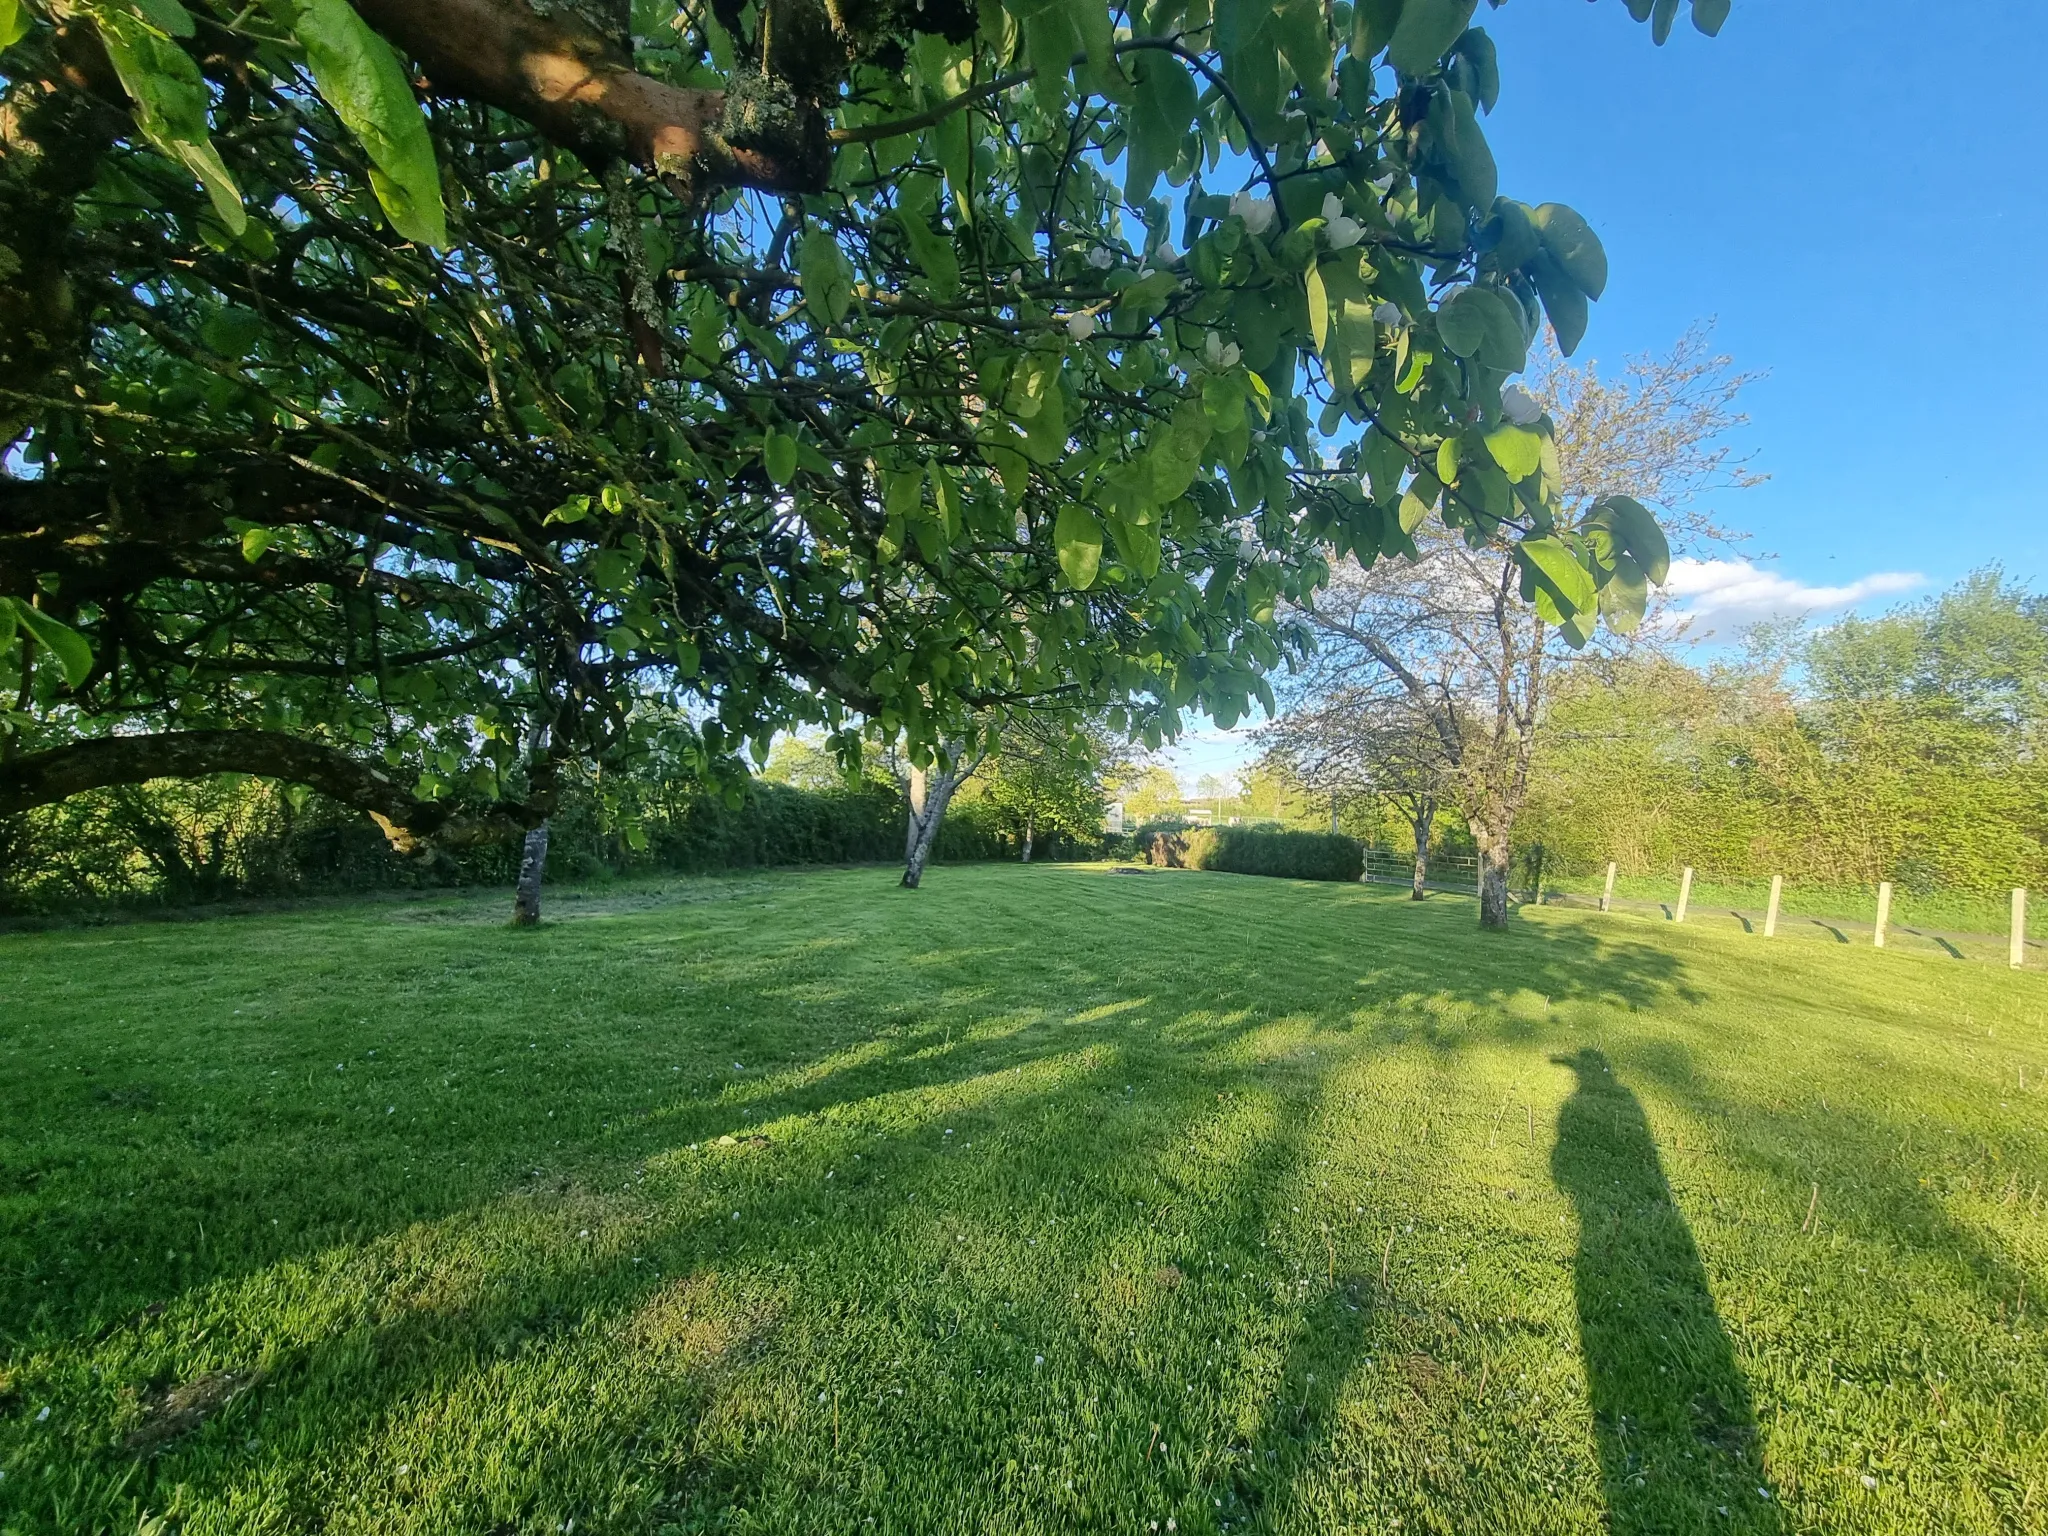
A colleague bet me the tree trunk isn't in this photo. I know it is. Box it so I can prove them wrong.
[1021,815,1034,864]
[1410,796,1435,901]
[902,757,972,889]
[511,820,550,925]
[1473,821,1511,930]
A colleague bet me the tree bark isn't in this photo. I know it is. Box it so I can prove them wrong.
[1474,819,1512,931]
[0,728,547,853]
[1410,796,1435,901]
[350,0,830,197]
[511,820,550,925]
[1021,815,1034,864]
[902,754,972,889]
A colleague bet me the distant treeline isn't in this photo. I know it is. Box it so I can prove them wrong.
[0,772,1018,918]
[1323,571,2044,911]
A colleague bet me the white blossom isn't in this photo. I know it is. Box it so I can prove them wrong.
[1372,301,1404,327]
[1321,194,1365,250]
[1228,191,1276,235]
[1153,242,1179,265]
[1065,311,1097,341]
[1370,173,1396,195]
[1500,383,1543,426]
[1201,332,1242,370]
[1084,246,1115,270]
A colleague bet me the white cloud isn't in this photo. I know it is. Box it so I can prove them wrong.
[1663,558,1925,636]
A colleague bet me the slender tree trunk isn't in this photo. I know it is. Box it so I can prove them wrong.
[902,755,973,888]
[1410,796,1435,901]
[511,820,550,925]
[1021,815,1034,864]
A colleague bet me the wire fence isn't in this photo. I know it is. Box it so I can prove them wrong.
[1362,844,2042,970]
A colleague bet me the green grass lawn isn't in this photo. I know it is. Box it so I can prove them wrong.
[3,865,2045,1535]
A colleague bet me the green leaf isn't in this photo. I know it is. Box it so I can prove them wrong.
[894,180,959,301]
[1482,422,1541,481]
[1445,89,1497,210]
[1350,0,1403,56]
[1516,535,1596,620]
[200,305,264,359]
[1691,0,1732,35]
[884,469,922,522]
[797,227,855,325]
[10,600,94,688]
[1053,505,1104,590]
[1598,551,1650,636]
[1528,249,1589,356]
[1269,0,1333,95]
[1306,261,1330,357]
[1595,494,1671,584]
[93,4,246,233]
[1201,373,1246,433]
[1453,27,1500,112]
[288,0,448,247]
[1484,198,1539,273]
[1531,203,1607,300]
[0,597,15,652]
[1435,436,1460,485]
[1437,285,1524,369]
[241,526,275,562]
[763,430,798,486]
[1435,287,1489,358]
[1386,0,1477,75]
[1650,0,1680,44]
[133,0,195,36]
[1125,50,1198,203]
[0,0,29,48]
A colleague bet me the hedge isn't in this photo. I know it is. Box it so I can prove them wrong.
[1178,826,1363,882]
[0,775,1007,916]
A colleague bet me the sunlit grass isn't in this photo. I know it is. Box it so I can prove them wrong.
[2,865,2044,1533]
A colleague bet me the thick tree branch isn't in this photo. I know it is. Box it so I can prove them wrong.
[351,0,829,195]
[0,730,546,853]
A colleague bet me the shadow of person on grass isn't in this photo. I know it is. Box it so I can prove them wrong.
[1550,1049,1782,1534]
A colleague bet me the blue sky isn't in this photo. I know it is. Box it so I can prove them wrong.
[1164,0,2048,788]
[1482,0,2048,603]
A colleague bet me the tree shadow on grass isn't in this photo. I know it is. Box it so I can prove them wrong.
[1551,1049,1782,1534]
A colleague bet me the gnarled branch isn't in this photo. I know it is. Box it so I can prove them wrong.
[0,730,547,853]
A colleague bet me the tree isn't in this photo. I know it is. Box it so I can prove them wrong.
[2,0,1717,918]
[1279,326,1756,927]
[1260,680,1447,895]
[980,711,1125,860]
[1116,762,1184,826]
[1515,572,2048,903]
[899,734,983,888]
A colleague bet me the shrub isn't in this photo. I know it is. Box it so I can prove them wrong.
[1181,827,1363,883]
[1143,831,1188,868]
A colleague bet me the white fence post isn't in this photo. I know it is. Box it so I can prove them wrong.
[2014,889,2028,970]
[1874,881,1892,949]
[1601,861,1617,914]
[1674,867,1693,925]
[1764,875,1783,938]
